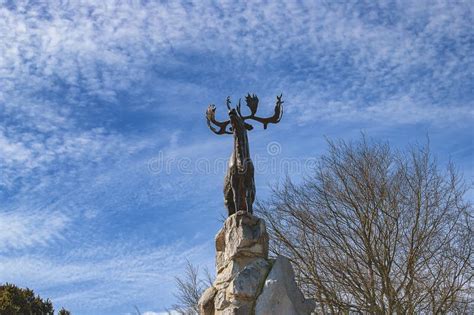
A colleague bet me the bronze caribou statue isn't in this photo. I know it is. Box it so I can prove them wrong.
[206,94,283,216]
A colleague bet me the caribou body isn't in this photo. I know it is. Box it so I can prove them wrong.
[206,94,283,216]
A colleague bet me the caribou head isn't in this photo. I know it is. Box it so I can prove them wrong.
[206,94,283,136]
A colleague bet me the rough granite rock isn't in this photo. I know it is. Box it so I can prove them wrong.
[255,255,315,315]
[227,258,270,299]
[215,211,268,273]
[199,211,269,315]
[198,211,313,315]
[199,286,217,315]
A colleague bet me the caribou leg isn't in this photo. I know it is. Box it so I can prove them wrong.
[245,177,255,214]
[224,174,235,216]
[232,175,241,212]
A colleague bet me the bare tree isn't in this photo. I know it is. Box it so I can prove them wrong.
[172,260,213,315]
[257,137,473,314]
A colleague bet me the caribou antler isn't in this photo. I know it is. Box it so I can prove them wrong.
[237,94,283,129]
[206,104,232,135]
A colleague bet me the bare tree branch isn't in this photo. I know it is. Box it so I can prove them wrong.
[172,260,213,315]
[257,136,473,314]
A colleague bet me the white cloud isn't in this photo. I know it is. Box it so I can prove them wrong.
[289,93,474,126]
[0,130,32,163]
[0,90,150,194]
[0,210,69,251]
[0,240,214,312]
[0,0,472,127]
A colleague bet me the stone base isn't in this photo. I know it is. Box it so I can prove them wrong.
[198,211,314,315]
[255,256,316,315]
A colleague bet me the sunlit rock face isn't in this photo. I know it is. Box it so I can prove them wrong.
[198,211,314,315]
[255,256,316,315]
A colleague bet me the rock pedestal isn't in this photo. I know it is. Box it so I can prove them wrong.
[198,211,314,315]
[255,256,316,315]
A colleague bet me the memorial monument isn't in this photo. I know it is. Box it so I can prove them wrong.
[200,94,314,315]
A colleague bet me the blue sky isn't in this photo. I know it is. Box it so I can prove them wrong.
[0,0,472,314]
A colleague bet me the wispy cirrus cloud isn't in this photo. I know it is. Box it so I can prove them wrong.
[0,240,214,314]
[288,93,473,126]
[0,210,69,251]
[1,1,471,124]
